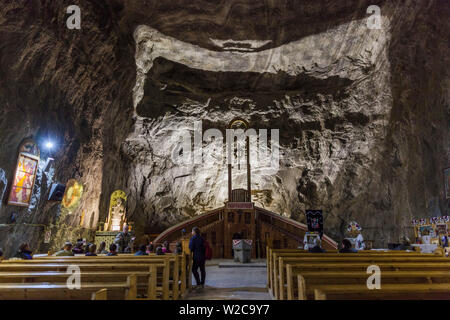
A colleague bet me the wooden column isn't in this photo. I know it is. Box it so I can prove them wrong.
[246,136,251,202]
[228,163,232,201]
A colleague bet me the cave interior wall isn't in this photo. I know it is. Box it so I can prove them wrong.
[0,0,448,255]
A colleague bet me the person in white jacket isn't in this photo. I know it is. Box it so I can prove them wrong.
[355,233,366,250]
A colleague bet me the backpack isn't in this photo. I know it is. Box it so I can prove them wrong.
[204,240,212,260]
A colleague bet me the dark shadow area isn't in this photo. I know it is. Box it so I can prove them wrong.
[121,0,386,51]
[137,57,353,119]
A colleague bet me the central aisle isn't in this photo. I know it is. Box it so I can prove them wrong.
[186,259,272,300]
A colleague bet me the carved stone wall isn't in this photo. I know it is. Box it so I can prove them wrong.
[0,0,448,254]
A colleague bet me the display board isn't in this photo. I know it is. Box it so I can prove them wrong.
[412,216,449,246]
[305,210,323,234]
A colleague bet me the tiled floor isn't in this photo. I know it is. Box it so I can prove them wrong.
[186,259,272,300]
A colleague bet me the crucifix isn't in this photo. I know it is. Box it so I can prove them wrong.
[227,118,252,203]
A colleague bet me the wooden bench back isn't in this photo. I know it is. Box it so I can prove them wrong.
[270,253,448,299]
[265,246,438,296]
[0,274,137,300]
[3,253,190,300]
[314,283,450,300]
[288,268,450,300]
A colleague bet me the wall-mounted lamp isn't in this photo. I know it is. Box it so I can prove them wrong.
[45,141,54,150]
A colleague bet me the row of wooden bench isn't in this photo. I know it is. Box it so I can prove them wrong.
[0,253,192,300]
[267,248,450,300]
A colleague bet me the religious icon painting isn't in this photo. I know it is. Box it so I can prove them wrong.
[106,190,127,231]
[8,141,40,207]
[62,179,84,210]
[311,218,319,229]
[435,223,448,236]
[347,221,362,237]
[19,140,40,158]
[305,210,323,233]
[444,167,450,199]
[44,228,52,244]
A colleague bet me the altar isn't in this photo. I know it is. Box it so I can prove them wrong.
[411,216,449,254]
[94,190,131,250]
[94,231,120,250]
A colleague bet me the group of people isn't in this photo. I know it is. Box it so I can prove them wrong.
[133,240,181,256]
[305,237,359,253]
[0,226,209,291]
[0,243,36,260]
[54,241,119,257]
[308,237,416,253]
[52,226,209,290]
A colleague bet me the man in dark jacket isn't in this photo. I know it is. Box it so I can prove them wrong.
[15,243,33,259]
[339,239,357,253]
[189,227,206,288]
[114,224,135,253]
[308,238,326,253]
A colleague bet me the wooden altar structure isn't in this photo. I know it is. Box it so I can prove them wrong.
[154,119,337,257]
[154,204,337,259]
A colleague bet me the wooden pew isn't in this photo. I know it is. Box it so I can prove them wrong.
[3,255,185,300]
[0,262,166,299]
[274,255,448,299]
[33,253,189,299]
[92,288,107,300]
[0,274,137,300]
[314,283,450,300]
[266,245,448,300]
[0,270,158,298]
[266,247,435,296]
[292,270,450,300]
[277,262,450,299]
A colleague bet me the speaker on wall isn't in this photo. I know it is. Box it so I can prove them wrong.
[48,183,66,201]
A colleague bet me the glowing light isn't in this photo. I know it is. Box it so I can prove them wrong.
[45,141,54,149]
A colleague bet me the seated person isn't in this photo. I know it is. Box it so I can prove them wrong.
[85,244,97,256]
[135,244,149,256]
[308,238,326,253]
[14,242,33,259]
[162,241,172,253]
[442,235,449,248]
[107,243,118,256]
[97,241,108,254]
[0,248,3,261]
[155,246,165,255]
[124,246,132,253]
[83,243,91,253]
[55,242,75,256]
[114,225,135,253]
[339,239,357,253]
[395,236,412,250]
[146,243,154,254]
[72,240,84,254]
[175,242,183,254]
